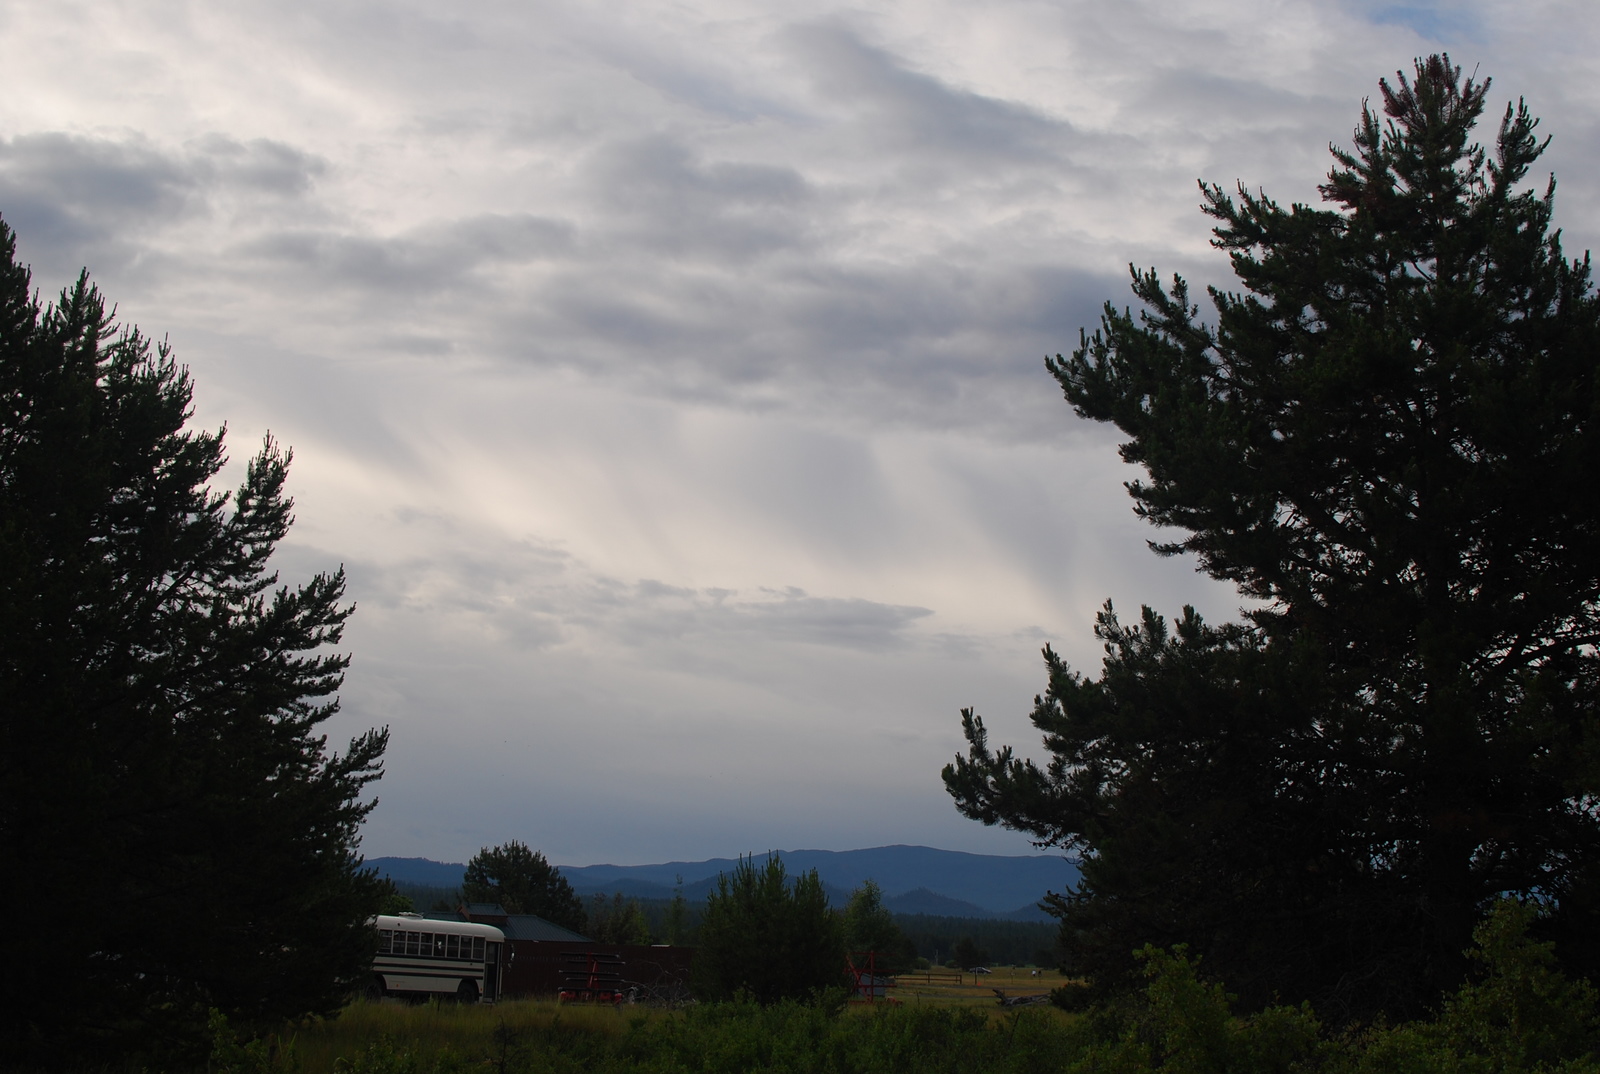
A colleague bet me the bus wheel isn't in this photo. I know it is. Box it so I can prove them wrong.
[456,980,480,1004]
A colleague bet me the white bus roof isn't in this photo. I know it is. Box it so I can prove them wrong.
[371,915,505,941]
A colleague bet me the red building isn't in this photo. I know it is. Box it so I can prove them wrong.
[423,904,693,1001]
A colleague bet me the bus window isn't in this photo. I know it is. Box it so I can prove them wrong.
[446,935,460,959]
[378,930,392,953]
[472,937,484,960]
[420,933,434,957]
[406,932,420,956]
[433,935,445,958]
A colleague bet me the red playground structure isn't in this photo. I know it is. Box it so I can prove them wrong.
[558,951,629,1004]
[846,950,899,1004]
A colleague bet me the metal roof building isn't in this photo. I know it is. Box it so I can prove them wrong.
[423,904,591,942]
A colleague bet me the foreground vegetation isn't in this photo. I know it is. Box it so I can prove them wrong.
[193,903,1600,1074]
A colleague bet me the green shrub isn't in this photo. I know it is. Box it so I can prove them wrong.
[1352,901,1600,1074]
[208,1009,299,1074]
[330,1036,419,1074]
[1064,945,1323,1074]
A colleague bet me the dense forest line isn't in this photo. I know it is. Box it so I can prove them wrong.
[388,880,1059,967]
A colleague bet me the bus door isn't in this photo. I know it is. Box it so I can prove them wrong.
[484,941,501,1001]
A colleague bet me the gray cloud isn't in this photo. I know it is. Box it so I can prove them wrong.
[0,133,198,219]
[0,133,198,274]
[1358,3,1484,43]
[5,0,1595,865]
[785,22,1072,165]
[187,134,329,197]
[586,136,815,261]
[617,584,934,651]
[239,212,574,295]
[343,525,933,657]
[0,132,327,280]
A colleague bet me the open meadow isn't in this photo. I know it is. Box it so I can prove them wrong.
[884,966,1058,1010]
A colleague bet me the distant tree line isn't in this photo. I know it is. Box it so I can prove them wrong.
[442,843,1051,1000]
[894,914,1059,968]
[390,846,1053,970]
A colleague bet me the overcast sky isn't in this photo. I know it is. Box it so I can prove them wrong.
[3,0,1596,868]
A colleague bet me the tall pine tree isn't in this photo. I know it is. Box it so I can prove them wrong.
[691,854,847,1003]
[0,216,388,1064]
[946,57,1600,1020]
[462,841,588,933]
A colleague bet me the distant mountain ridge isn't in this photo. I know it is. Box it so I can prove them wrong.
[369,845,1078,922]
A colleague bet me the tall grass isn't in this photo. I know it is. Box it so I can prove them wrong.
[226,998,1078,1074]
[293,997,649,1071]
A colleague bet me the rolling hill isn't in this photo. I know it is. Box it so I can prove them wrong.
[369,845,1078,922]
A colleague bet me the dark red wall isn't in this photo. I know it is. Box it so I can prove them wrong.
[501,941,694,1000]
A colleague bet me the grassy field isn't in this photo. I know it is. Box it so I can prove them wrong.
[265,971,1071,1073]
[288,997,660,1072]
[181,906,1600,1074]
[884,965,1059,1011]
[208,918,1600,1074]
